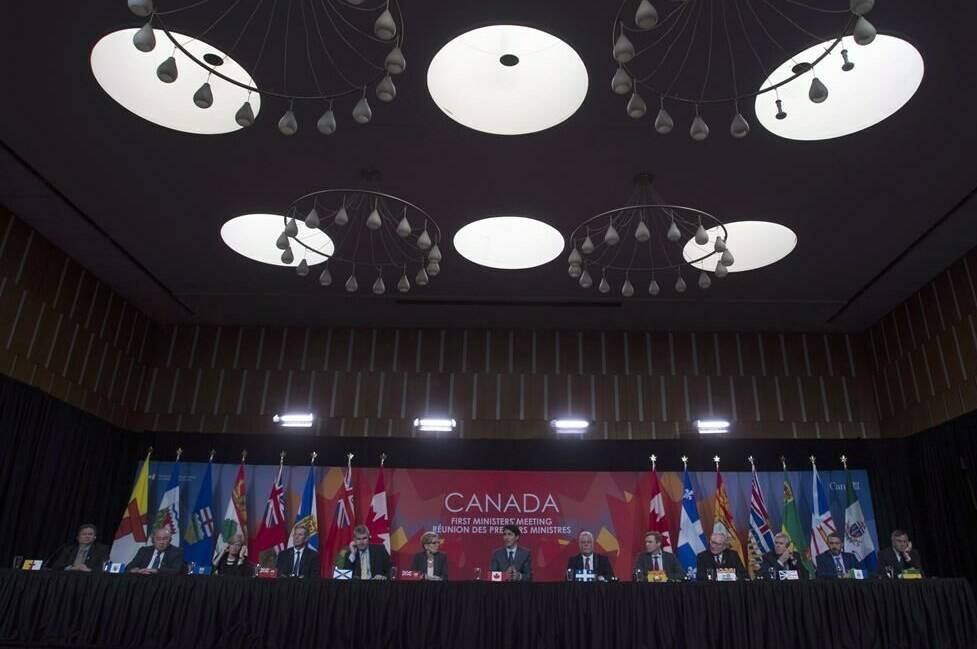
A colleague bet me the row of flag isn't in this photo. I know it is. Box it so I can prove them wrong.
[109,450,390,576]
[647,457,876,575]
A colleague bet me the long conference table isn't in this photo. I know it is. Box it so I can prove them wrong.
[0,570,975,649]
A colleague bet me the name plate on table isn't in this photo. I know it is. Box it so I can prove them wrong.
[489,571,505,582]
[847,569,865,580]
[399,569,423,581]
[646,570,668,583]
[716,568,738,582]
[899,569,923,580]
[778,570,800,581]
[573,570,596,582]
[190,565,213,575]
[332,568,352,580]
[20,560,43,571]
[257,567,279,579]
[104,562,125,573]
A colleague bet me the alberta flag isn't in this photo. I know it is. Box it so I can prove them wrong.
[289,465,319,551]
[676,467,706,574]
[844,466,877,569]
[183,460,216,568]
[153,459,181,545]
[809,461,837,557]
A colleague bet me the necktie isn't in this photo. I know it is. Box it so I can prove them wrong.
[508,550,514,564]
[585,556,591,571]
[652,555,659,571]
[835,555,844,576]
[360,551,370,579]
[150,551,162,570]
[293,550,301,576]
[715,554,722,567]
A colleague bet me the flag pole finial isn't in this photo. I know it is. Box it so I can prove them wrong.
[681,455,688,469]
[649,454,657,470]
[380,452,387,468]
[311,451,318,466]
[780,455,787,471]
[241,449,248,463]
[209,449,216,462]
[809,455,816,467]
[840,454,848,469]
[713,455,720,470]
[748,455,755,470]
[176,447,183,461]
[279,451,286,466]
[146,446,154,458]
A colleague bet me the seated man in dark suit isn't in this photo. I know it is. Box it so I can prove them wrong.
[759,532,809,580]
[47,523,110,572]
[344,524,392,580]
[877,529,923,577]
[126,527,186,575]
[276,524,320,578]
[695,532,747,580]
[633,531,683,581]
[815,532,862,579]
[567,530,615,581]
[490,525,532,581]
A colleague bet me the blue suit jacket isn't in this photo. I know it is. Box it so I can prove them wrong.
[815,550,862,579]
[490,546,532,581]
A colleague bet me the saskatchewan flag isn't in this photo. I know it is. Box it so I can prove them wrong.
[782,468,813,572]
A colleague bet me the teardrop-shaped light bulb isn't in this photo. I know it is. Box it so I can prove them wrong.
[730,112,750,138]
[366,208,382,230]
[808,77,828,104]
[627,91,647,119]
[156,56,178,83]
[281,248,294,265]
[714,263,728,278]
[622,279,635,297]
[581,235,595,254]
[275,231,289,250]
[694,224,709,245]
[428,244,442,263]
[193,82,213,109]
[128,0,155,17]
[853,15,876,45]
[605,223,620,246]
[721,249,734,266]
[635,220,650,242]
[345,274,358,292]
[568,247,583,265]
[568,264,582,278]
[278,109,298,135]
[850,0,874,16]
[675,276,687,293]
[305,208,320,229]
[352,96,372,124]
[415,268,429,286]
[317,108,337,135]
[397,214,411,237]
[296,258,309,277]
[235,101,255,127]
[598,277,611,294]
[635,0,659,29]
[374,8,397,40]
[426,261,440,276]
[133,21,156,52]
[376,75,396,102]
[714,236,726,252]
[698,271,711,289]
[334,202,349,226]
[397,273,410,293]
[611,67,633,95]
[417,229,432,250]
[654,107,674,134]
[648,279,660,295]
[613,32,635,63]
[285,219,298,237]
[579,269,593,289]
[385,46,406,75]
[372,276,386,294]
[667,221,681,242]
[690,114,709,141]
[319,267,332,286]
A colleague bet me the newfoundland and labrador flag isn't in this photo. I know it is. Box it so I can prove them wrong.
[676,467,706,574]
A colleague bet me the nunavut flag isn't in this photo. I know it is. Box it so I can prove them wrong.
[110,449,153,563]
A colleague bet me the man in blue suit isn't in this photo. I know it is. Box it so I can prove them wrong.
[490,525,532,581]
[815,532,862,579]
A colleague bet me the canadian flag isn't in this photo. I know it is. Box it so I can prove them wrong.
[648,467,673,552]
[366,467,391,553]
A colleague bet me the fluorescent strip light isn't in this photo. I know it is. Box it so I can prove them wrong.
[414,418,456,432]
[273,413,314,428]
[551,418,590,434]
[696,419,730,434]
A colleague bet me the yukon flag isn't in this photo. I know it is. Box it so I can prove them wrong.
[713,462,745,564]
[747,461,775,576]
[809,459,837,557]
[367,463,391,552]
[152,455,182,546]
[213,460,249,563]
[843,460,876,567]
[110,449,153,563]
[647,463,672,552]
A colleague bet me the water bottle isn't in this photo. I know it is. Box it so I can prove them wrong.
[474,567,481,581]
[634,568,643,582]
[188,561,196,575]
[567,568,574,582]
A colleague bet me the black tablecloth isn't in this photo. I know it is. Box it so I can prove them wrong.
[1,571,974,649]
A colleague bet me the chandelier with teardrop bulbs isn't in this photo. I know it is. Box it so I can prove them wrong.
[123,0,406,135]
[609,0,880,140]
[278,170,443,294]
[566,173,732,296]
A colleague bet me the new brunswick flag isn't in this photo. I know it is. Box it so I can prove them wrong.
[713,466,745,563]
[110,449,152,563]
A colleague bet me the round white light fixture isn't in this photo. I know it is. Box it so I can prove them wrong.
[454,216,564,269]
[683,221,796,272]
[221,214,333,267]
[755,35,923,141]
[91,28,260,135]
[427,25,589,135]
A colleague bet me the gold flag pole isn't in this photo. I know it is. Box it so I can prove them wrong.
[649,454,657,471]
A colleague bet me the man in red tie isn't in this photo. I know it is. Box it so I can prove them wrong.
[633,531,683,581]
[566,530,615,581]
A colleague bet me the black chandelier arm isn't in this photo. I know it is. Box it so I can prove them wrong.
[155,0,214,17]
[782,0,852,15]
[310,0,364,91]
[327,0,405,47]
[317,0,386,72]
[227,0,270,58]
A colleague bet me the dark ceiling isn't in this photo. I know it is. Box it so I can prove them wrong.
[1,0,976,332]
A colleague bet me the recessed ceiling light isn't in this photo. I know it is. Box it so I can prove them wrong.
[755,35,923,141]
[221,214,334,267]
[683,221,796,273]
[453,216,564,269]
[427,25,588,135]
[91,28,260,135]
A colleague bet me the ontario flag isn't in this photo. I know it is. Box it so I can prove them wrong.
[252,462,288,567]
[322,455,356,576]
[647,466,672,552]
[367,465,391,553]
[110,449,153,563]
